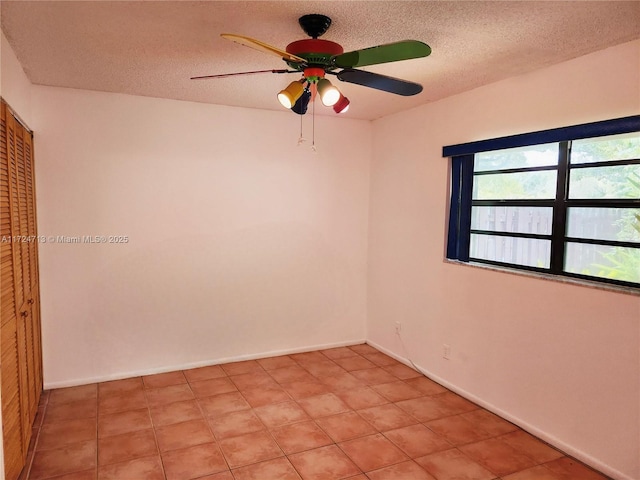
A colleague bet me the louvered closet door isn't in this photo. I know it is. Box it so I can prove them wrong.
[8,106,32,455]
[1,101,42,480]
[1,103,27,480]
[25,128,43,411]
[15,120,40,420]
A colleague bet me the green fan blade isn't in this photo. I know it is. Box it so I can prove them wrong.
[333,40,431,68]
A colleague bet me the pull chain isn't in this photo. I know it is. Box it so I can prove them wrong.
[311,95,317,152]
[297,113,305,146]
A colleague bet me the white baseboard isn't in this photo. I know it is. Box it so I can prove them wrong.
[365,339,630,480]
[43,338,366,390]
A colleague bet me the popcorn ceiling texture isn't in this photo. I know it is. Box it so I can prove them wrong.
[1,1,639,120]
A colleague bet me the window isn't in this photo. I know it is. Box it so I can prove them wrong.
[445,116,640,289]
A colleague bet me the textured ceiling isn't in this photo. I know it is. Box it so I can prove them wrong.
[2,1,639,120]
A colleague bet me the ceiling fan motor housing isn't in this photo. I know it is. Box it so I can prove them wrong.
[286,39,344,75]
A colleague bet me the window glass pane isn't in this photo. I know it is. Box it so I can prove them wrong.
[568,164,640,199]
[475,144,558,172]
[470,234,550,268]
[565,243,640,284]
[567,207,640,243]
[473,170,557,200]
[571,132,640,164]
[471,206,553,235]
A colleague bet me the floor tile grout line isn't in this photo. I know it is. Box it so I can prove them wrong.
[27,389,98,480]
[22,394,46,480]
[188,371,235,477]
[94,388,98,478]
[229,384,308,474]
[142,384,169,480]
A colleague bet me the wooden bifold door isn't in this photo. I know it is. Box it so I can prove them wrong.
[1,100,43,480]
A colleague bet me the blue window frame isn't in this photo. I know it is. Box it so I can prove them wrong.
[444,115,640,289]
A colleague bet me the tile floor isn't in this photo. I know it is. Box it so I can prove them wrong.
[21,344,610,480]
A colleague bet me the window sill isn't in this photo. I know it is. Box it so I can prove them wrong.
[443,259,640,297]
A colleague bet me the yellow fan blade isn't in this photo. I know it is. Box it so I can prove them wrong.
[221,34,306,64]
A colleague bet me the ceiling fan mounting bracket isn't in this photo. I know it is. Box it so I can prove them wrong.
[298,14,332,39]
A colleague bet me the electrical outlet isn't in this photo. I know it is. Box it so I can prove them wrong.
[395,321,402,334]
[443,344,451,360]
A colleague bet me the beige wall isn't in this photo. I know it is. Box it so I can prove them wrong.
[31,86,371,388]
[367,40,640,480]
[1,32,32,123]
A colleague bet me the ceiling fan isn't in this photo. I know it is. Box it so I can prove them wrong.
[191,14,431,115]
